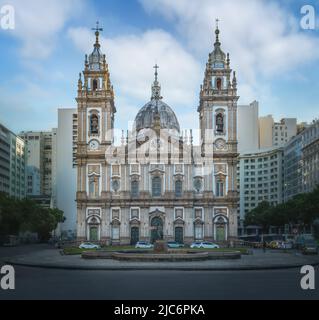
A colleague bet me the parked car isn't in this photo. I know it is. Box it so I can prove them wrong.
[301,240,318,255]
[79,242,101,249]
[167,241,184,249]
[190,242,203,249]
[135,241,154,249]
[282,241,293,249]
[190,242,220,249]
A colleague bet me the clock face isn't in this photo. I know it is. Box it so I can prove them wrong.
[89,140,99,151]
[215,139,226,150]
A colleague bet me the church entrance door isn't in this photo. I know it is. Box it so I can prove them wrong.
[89,227,98,242]
[175,227,184,244]
[216,225,226,242]
[151,217,163,243]
[130,227,139,245]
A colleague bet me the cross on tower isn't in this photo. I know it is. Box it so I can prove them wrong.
[154,64,159,81]
[216,18,220,29]
[92,21,103,33]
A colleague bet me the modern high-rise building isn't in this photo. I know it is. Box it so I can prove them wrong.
[283,134,303,201]
[0,124,11,195]
[10,135,27,199]
[237,101,259,153]
[259,115,274,149]
[56,109,78,238]
[301,120,319,194]
[238,147,284,223]
[273,118,297,147]
[284,119,319,200]
[259,116,297,148]
[26,166,41,196]
[0,123,26,199]
[19,131,55,195]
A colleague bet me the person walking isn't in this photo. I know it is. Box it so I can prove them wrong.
[263,240,267,253]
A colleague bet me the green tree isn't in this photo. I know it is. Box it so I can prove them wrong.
[245,201,273,232]
[0,193,65,241]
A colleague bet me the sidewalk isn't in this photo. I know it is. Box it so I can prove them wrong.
[4,248,319,271]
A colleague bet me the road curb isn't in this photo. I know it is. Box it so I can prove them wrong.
[5,259,319,272]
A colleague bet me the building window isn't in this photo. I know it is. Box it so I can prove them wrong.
[93,79,98,91]
[216,78,222,90]
[131,180,139,198]
[216,178,225,197]
[175,180,183,197]
[152,176,162,197]
[89,175,99,198]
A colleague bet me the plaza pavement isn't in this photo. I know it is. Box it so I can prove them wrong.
[2,247,319,271]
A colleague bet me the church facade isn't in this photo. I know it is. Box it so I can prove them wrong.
[76,24,239,245]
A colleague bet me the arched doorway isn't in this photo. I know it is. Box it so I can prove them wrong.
[151,217,163,243]
[175,227,184,244]
[215,216,227,242]
[89,226,98,241]
[87,216,101,242]
[130,227,139,245]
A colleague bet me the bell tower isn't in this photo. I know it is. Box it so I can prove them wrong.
[198,21,239,240]
[76,21,116,154]
[198,21,238,156]
[76,22,116,241]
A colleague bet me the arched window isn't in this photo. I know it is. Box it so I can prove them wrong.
[216,113,224,134]
[152,176,162,197]
[131,180,139,198]
[216,78,222,91]
[216,177,225,197]
[90,114,99,135]
[93,79,98,91]
[175,180,183,197]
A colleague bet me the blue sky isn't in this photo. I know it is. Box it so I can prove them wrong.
[0,0,319,134]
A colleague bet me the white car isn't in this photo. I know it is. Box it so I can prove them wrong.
[190,242,203,249]
[191,242,220,249]
[79,242,101,249]
[135,241,154,249]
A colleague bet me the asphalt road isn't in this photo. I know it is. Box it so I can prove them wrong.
[0,265,318,300]
[0,245,318,300]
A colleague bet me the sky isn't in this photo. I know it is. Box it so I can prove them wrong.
[0,0,319,134]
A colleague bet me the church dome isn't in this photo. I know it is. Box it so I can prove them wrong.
[135,100,180,133]
[134,65,180,134]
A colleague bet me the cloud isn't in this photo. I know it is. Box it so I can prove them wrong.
[0,0,86,58]
[139,0,319,103]
[68,27,202,125]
